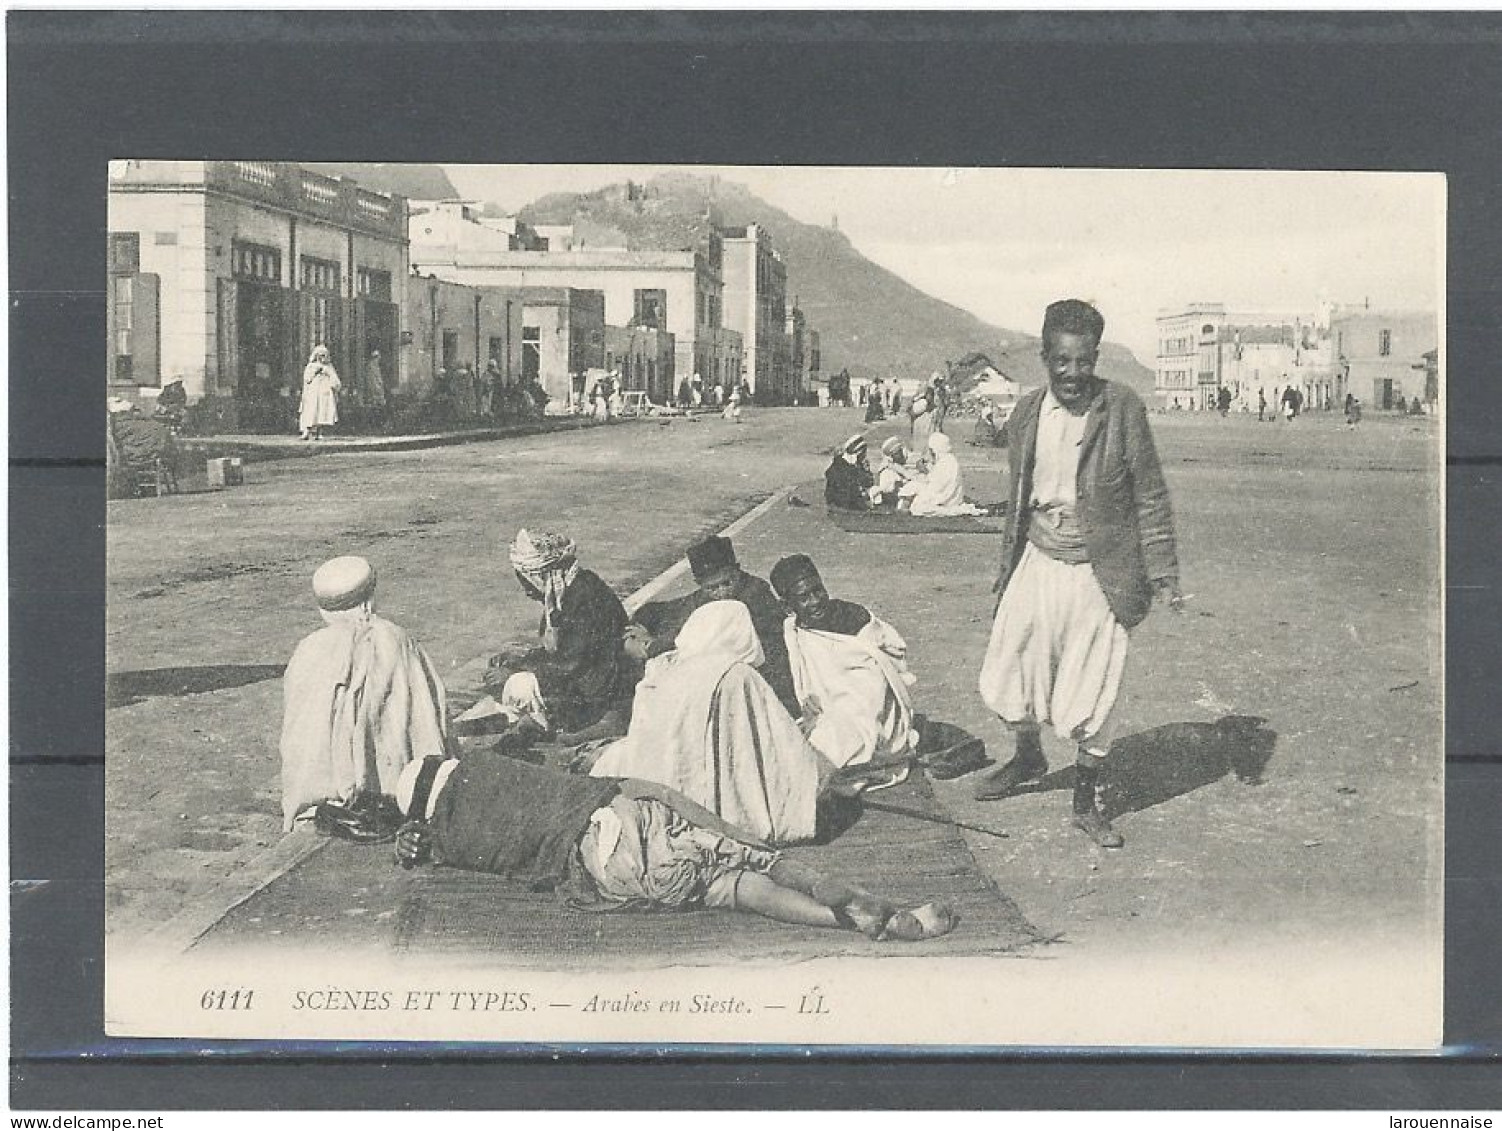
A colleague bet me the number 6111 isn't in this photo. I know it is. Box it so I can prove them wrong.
[200,988,254,1010]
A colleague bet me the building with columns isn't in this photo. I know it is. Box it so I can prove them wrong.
[411,216,741,392]
[107,160,408,431]
[1155,302,1339,413]
[721,224,794,403]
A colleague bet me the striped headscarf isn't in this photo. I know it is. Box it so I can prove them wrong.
[509,529,581,633]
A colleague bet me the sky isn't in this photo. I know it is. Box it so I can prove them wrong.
[444,164,1444,365]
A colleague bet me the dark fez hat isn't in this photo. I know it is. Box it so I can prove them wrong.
[687,535,738,581]
[770,553,821,599]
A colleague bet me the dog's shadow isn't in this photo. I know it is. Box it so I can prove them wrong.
[1017,715,1277,818]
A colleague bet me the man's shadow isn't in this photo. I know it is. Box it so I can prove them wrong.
[1016,715,1277,818]
[106,664,286,709]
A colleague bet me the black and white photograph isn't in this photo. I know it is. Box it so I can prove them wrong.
[100,160,1443,1048]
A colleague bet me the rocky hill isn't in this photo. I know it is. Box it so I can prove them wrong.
[520,172,1154,395]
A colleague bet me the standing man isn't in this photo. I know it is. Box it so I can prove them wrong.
[482,358,504,418]
[974,299,1182,849]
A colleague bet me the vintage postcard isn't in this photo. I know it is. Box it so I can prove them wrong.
[103,163,1443,1048]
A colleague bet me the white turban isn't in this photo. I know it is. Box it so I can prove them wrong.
[508,528,580,628]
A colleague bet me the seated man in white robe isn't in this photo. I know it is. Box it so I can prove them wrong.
[587,601,835,846]
[870,436,922,511]
[770,554,921,770]
[280,556,449,831]
[907,433,985,517]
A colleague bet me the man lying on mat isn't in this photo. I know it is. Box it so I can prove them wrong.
[392,752,956,941]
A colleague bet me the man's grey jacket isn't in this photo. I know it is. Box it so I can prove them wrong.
[997,381,1180,630]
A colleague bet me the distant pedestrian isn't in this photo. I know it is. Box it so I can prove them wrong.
[299,345,341,440]
[591,377,612,422]
[1395,394,1408,415]
[723,384,743,423]
[365,349,388,412]
[1281,385,1300,421]
[931,374,951,430]
[691,373,704,407]
[865,386,886,423]
[1257,388,1267,422]
[677,376,694,408]
[973,299,1182,850]
[1345,394,1362,427]
[909,391,936,456]
[971,401,1001,447]
[482,359,504,418]
[453,364,478,419]
[1217,386,1231,417]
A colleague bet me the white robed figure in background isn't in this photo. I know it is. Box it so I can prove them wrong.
[771,554,919,770]
[299,345,341,440]
[280,556,448,829]
[589,601,832,846]
[908,433,985,516]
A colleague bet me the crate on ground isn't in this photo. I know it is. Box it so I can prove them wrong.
[206,456,244,488]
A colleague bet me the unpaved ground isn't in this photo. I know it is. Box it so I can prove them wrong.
[105,407,1442,962]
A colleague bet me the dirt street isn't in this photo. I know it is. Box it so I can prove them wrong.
[105,406,1442,966]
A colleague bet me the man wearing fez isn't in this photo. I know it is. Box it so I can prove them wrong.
[974,299,1182,849]
[627,535,796,714]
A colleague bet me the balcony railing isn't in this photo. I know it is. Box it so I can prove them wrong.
[206,161,406,238]
[301,173,341,206]
[356,190,392,218]
[233,161,278,188]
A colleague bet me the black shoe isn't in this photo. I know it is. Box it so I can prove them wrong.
[972,742,1048,800]
[923,738,992,781]
[1071,760,1124,848]
[1071,808,1124,849]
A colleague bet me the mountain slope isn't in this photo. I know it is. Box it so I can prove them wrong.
[520,173,1154,395]
[315,165,1154,394]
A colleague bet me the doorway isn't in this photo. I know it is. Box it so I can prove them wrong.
[235,282,292,433]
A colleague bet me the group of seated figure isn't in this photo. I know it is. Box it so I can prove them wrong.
[825,431,987,517]
[278,528,989,944]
